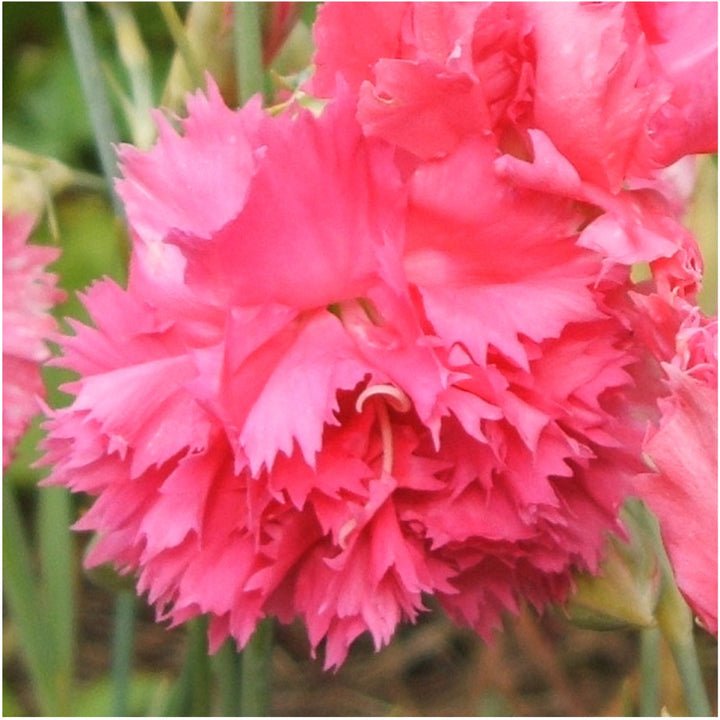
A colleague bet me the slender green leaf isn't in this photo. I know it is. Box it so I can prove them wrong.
[38,487,75,716]
[240,619,274,716]
[159,1,204,91]
[111,591,136,717]
[3,483,58,715]
[234,2,265,104]
[62,1,123,215]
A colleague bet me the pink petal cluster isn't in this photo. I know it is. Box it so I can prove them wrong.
[42,2,717,667]
[309,0,719,638]
[3,212,64,467]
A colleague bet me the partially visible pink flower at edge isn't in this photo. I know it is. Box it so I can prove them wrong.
[3,212,64,467]
[634,307,718,634]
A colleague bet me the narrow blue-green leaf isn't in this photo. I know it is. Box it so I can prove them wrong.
[111,591,136,717]
[38,487,75,716]
[3,483,58,715]
[234,2,265,104]
[62,1,123,215]
[103,2,156,149]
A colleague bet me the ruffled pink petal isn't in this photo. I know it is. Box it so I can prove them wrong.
[308,2,409,96]
[50,279,216,477]
[40,15,718,670]
[405,137,600,367]
[358,59,486,160]
[234,311,372,473]
[171,97,405,310]
[638,2,718,165]
[527,3,668,190]
[116,79,265,246]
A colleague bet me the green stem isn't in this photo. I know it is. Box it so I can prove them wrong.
[669,635,713,718]
[38,487,75,716]
[240,619,274,716]
[61,2,123,216]
[654,544,712,716]
[111,591,136,716]
[188,619,212,716]
[212,639,243,716]
[234,1,265,104]
[3,483,58,715]
[671,635,712,717]
[638,627,660,716]
[161,617,211,716]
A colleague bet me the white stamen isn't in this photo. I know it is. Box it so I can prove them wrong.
[355,384,412,476]
[338,518,358,549]
[355,383,412,414]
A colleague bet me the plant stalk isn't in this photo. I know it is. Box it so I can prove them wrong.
[240,619,274,716]
[638,627,661,716]
[234,1,265,104]
[111,591,136,716]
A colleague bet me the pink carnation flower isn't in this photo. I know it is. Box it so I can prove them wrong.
[42,7,715,666]
[3,212,63,467]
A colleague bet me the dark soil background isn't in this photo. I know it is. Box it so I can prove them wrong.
[4,569,717,717]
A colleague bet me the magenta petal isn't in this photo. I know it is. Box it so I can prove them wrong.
[358,59,485,159]
[3,212,64,466]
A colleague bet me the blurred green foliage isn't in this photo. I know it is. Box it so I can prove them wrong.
[4,2,175,168]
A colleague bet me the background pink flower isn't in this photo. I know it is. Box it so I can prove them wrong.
[633,302,718,634]
[3,212,63,467]
[309,2,717,199]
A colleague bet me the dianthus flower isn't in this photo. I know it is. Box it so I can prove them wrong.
[42,2,717,668]
[3,212,63,467]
